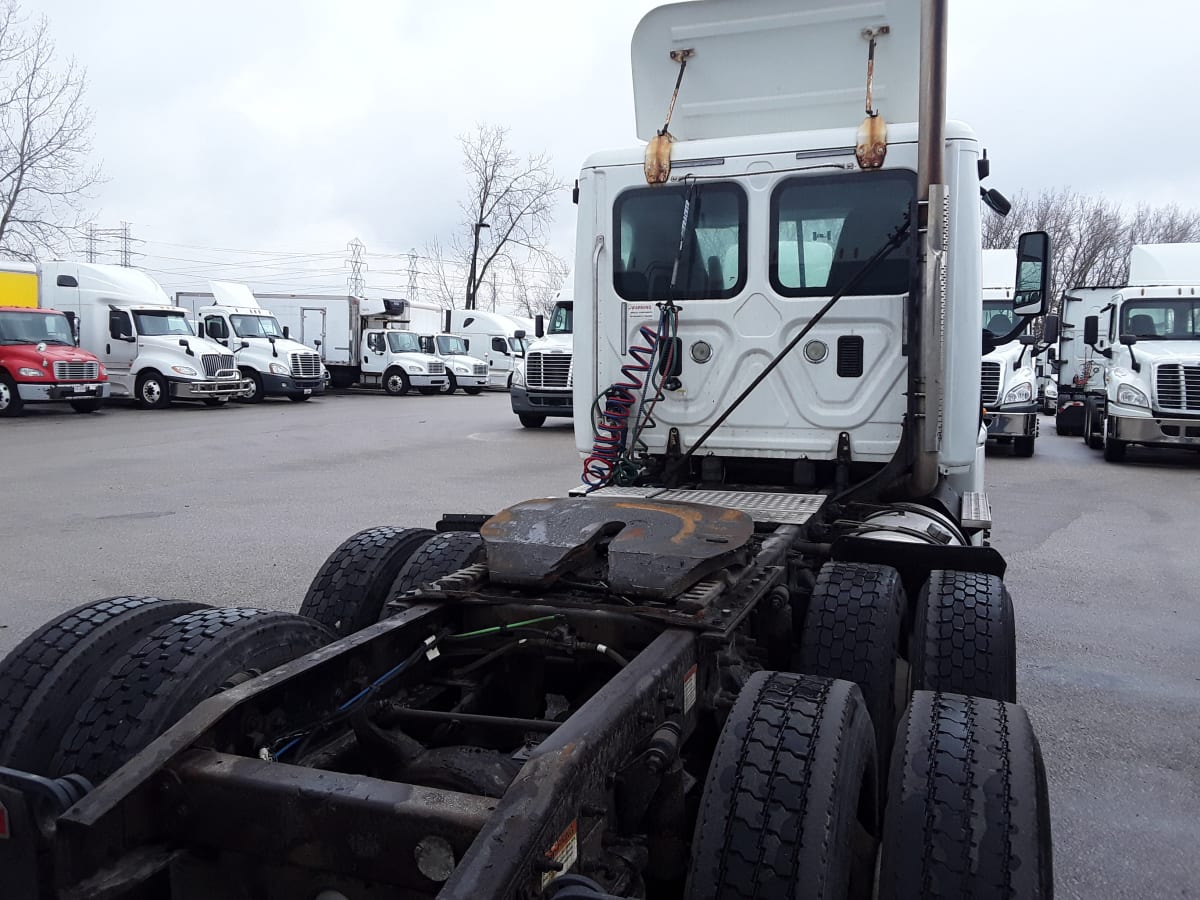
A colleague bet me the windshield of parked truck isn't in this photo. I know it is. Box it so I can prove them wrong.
[0,310,75,345]
[614,182,746,301]
[508,336,526,354]
[230,314,284,339]
[437,335,469,356]
[547,303,573,335]
[133,310,193,336]
[387,331,421,353]
[1120,299,1200,340]
[983,301,1020,340]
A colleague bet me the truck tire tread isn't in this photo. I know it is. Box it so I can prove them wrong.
[0,597,208,771]
[53,608,334,782]
[300,526,436,637]
[685,672,877,900]
[389,531,486,598]
[878,691,1053,900]
[912,570,1016,703]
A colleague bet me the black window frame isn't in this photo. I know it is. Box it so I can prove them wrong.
[769,170,917,298]
[613,181,748,302]
[109,309,133,340]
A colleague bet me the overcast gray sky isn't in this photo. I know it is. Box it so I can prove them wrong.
[31,0,1194,305]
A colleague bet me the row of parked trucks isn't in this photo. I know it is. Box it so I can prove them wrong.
[0,260,575,421]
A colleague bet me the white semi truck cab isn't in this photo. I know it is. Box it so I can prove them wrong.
[980,249,1040,457]
[446,308,528,388]
[178,283,326,403]
[40,263,248,409]
[511,293,573,428]
[1080,243,1200,461]
[417,333,489,394]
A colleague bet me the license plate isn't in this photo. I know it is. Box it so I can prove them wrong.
[72,385,88,393]
[303,388,312,395]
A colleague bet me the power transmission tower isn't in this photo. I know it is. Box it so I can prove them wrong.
[406,249,418,302]
[86,224,97,263]
[346,238,367,296]
[120,222,132,267]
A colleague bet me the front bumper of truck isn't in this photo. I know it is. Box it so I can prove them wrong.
[511,385,573,418]
[261,373,326,398]
[984,403,1038,438]
[170,378,251,400]
[17,382,110,402]
[1110,412,1200,447]
[409,374,448,389]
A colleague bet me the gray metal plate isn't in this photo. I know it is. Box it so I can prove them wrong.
[962,491,993,530]
[586,487,826,526]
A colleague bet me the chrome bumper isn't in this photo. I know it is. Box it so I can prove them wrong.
[17,382,111,401]
[1112,414,1200,446]
[409,374,448,388]
[984,406,1038,438]
[171,378,251,399]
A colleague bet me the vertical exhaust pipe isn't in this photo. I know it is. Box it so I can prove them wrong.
[903,0,949,498]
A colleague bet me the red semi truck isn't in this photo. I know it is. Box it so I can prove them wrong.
[0,305,110,416]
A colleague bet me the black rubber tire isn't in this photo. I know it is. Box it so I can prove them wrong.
[795,561,904,787]
[203,396,230,407]
[299,526,436,637]
[1013,435,1035,457]
[911,570,1016,703]
[1085,398,1104,449]
[1103,424,1127,462]
[518,413,545,428]
[388,531,486,597]
[69,398,103,414]
[383,368,409,396]
[464,386,483,395]
[0,372,23,417]
[135,371,171,409]
[445,372,459,395]
[685,672,877,900]
[239,368,265,404]
[54,608,334,783]
[417,386,441,395]
[0,597,209,774]
[878,691,1053,900]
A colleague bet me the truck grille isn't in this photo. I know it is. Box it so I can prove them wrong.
[473,363,488,376]
[202,353,238,378]
[428,361,445,375]
[980,361,1002,406]
[290,352,322,379]
[527,352,573,390]
[1156,364,1200,413]
[53,361,99,381]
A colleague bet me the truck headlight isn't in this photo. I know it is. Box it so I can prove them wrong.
[406,365,424,374]
[511,363,525,387]
[1002,381,1033,404]
[18,367,43,377]
[1116,383,1149,408]
[453,364,469,375]
[269,363,289,375]
[98,364,107,377]
[171,365,199,376]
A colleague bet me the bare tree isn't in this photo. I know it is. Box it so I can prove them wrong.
[982,188,1200,315]
[0,2,101,260]
[430,124,564,310]
[510,251,569,319]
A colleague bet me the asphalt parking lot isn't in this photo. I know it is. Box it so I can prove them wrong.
[1,393,1197,898]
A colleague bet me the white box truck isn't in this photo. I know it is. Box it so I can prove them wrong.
[242,294,446,395]
[174,283,326,403]
[39,263,249,408]
[979,249,1040,456]
[446,308,529,388]
[1077,243,1200,461]
[400,301,490,394]
[511,285,573,428]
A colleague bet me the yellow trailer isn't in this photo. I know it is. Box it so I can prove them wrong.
[0,260,38,307]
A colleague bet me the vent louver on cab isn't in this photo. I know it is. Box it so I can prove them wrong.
[837,336,864,377]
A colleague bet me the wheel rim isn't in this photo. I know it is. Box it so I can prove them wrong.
[245,378,257,399]
[143,379,162,404]
[0,382,11,410]
[388,374,404,393]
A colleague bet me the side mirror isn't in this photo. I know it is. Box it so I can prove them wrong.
[514,329,526,340]
[1041,314,1060,346]
[1013,231,1051,316]
[1048,347,1057,362]
[282,325,290,339]
[240,341,250,350]
[1019,334,1036,346]
[1119,333,1137,346]
[1083,315,1099,346]
[535,315,545,339]
[314,339,322,348]
[197,322,207,338]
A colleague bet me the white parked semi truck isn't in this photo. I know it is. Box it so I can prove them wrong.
[245,294,446,395]
[39,263,249,408]
[174,283,326,403]
[1077,243,1200,461]
[0,2,1053,898]
[1051,286,1110,435]
[400,300,491,394]
[447,307,528,388]
[512,286,573,428]
[979,248,1040,456]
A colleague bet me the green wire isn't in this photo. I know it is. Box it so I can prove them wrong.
[446,615,560,641]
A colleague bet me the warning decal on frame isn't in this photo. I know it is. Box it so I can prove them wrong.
[541,819,579,887]
[625,302,656,323]
[683,664,698,714]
